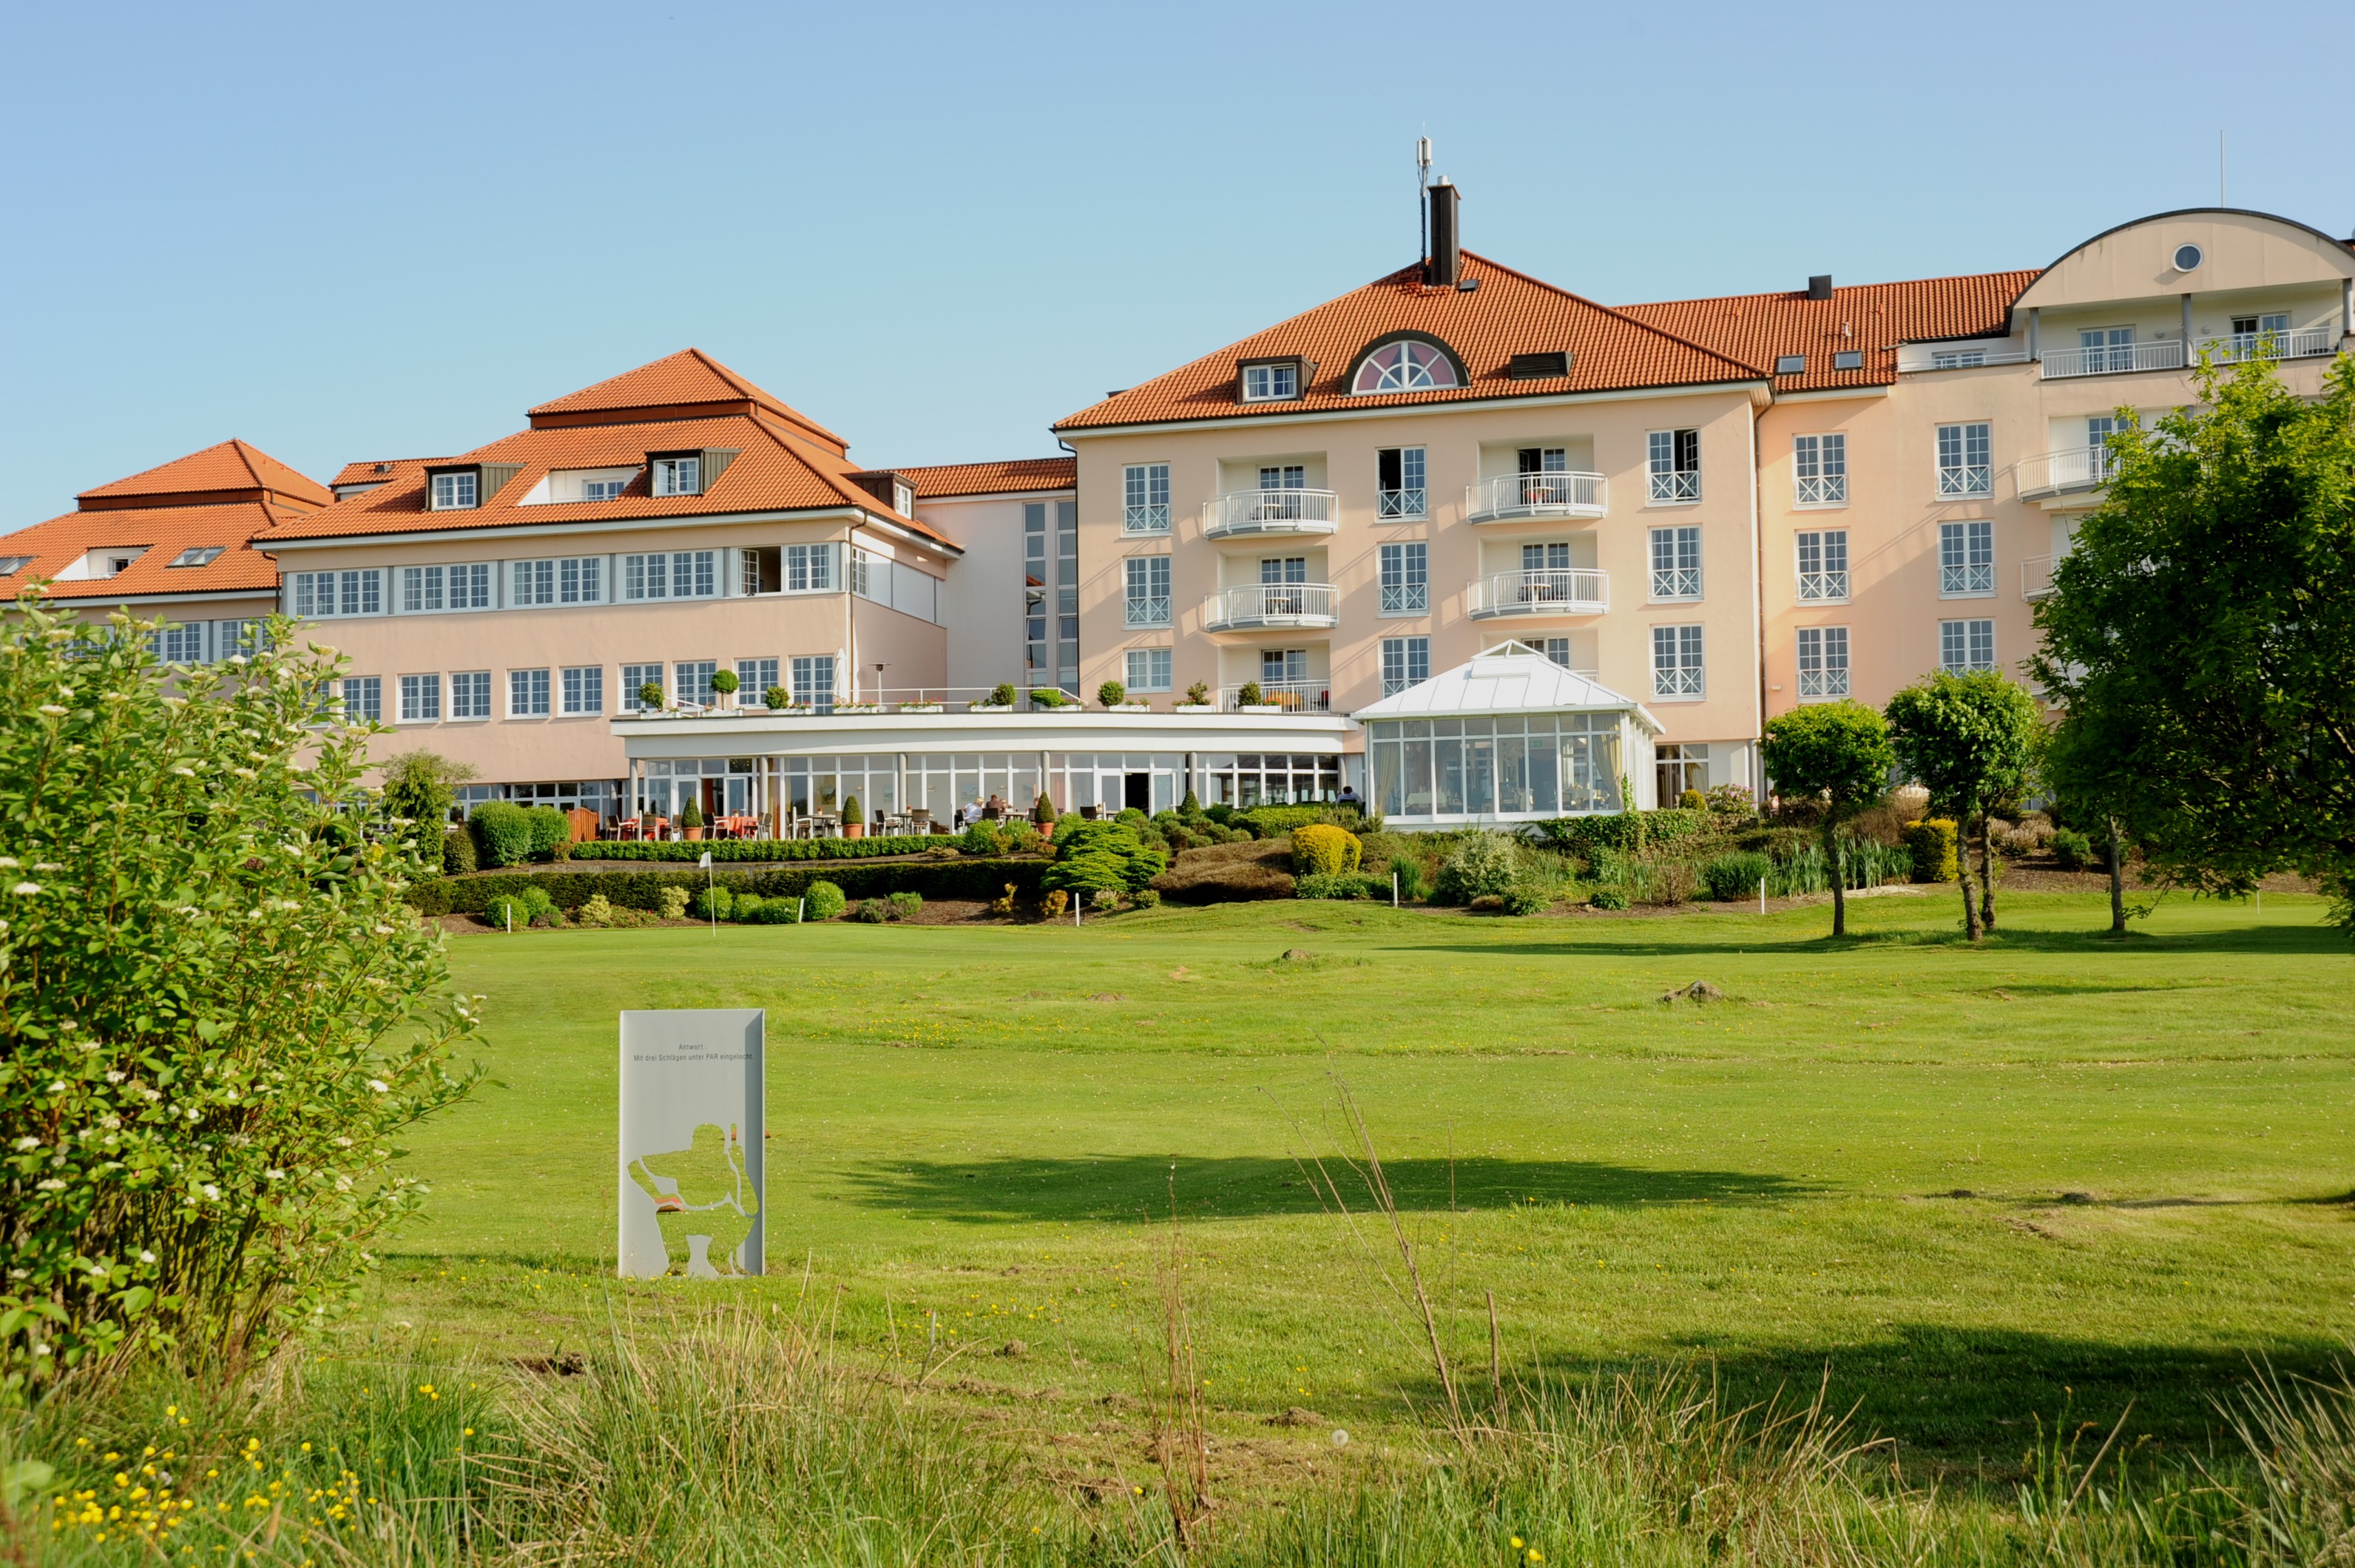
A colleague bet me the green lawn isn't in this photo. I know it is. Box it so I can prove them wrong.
[379,890,2355,1474]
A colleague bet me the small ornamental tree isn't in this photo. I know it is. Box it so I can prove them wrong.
[1759,700,1895,938]
[1885,671,2043,940]
[1096,680,1126,709]
[0,597,478,1390]
[376,749,476,868]
[1042,820,1168,898]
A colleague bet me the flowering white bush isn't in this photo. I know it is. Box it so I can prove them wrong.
[0,594,477,1391]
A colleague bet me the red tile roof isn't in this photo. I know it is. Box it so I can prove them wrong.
[897,457,1076,499]
[0,501,294,600]
[1054,251,1766,432]
[1616,272,2038,392]
[78,438,331,510]
[525,348,850,455]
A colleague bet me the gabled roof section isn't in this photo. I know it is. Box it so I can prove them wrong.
[1618,271,2038,391]
[1055,251,1765,433]
[527,348,849,454]
[1351,640,1660,731]
[0,501,294,601]
[898,457,1077,499]
[77,439,330,511]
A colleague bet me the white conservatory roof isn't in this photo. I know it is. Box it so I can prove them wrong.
[1350,642,1663,733]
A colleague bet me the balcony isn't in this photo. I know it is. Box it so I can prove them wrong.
[2040,339,2185,379]
[1202,487,1339,540]
[1219,680,1330,712]
[2021,554,2056,601]
[1464,471,1607,524]
[1465,568,1609,621]
[2196,326,2337,365]
[1201,582,1338,632]
[2016,445,2115,501]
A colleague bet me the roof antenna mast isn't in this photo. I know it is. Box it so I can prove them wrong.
[1417,135,1433,261]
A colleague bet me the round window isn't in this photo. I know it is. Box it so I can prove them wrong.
[2172,243,2204,272]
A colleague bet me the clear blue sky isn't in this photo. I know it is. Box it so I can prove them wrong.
[4,0,2348,530]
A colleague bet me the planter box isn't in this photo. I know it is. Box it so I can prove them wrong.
[1173,703,1217,713]
[895,704,945,713]
[969,704,1014,713]
[1033,706,1084,714]
[1109,703,1152,712]
[836,703,887,714]
[1240,704,1284,713]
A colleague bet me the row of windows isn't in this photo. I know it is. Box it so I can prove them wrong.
[425,456,702,513]
[337,655,842,723]
[1788,621,1998,700]
[288,545,858,621]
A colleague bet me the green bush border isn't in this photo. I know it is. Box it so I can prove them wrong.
[1527,809,1709,857]
[408,859,1047,916]
[571,835,939,863]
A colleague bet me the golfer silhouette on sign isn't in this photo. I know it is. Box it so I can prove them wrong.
[627,1123,757,1277]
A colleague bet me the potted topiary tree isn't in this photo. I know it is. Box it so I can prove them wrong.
[638,680,666,713]
[1097,680,1126,709]
[1033,791,1058,828]
[679,797,705,840]
[974,683,1017,713]
[709,668,740,710]
[764,685,792,710]
[841,793,863,839]
[1030,688,1080,712]
[1237,680,1279,712]
[1176,681,1216,712]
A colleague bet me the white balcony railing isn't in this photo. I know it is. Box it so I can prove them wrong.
[1648,470,1701,504]
[1201,582,1338,630]
[1465,568,1609,620]
[1464,471,1607,522]
[2016,445,2115,499]
[1794,473,1846,506]
[2041,338,2186,379]
[1797,668,1851,700]
[1797,571,1848,602]
[1202,488,1339,539]
[2195,326,2336,365]
[2021,554,2056,601]
[1376,487,1425,518]
[1220,680,1330,712]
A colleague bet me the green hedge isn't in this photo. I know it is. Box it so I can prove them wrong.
[1527,809,1709,857]
[572,835,940,863]
[1231,804,1368,837]
[408,859,1046,917]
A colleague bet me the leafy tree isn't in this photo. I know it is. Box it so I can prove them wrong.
[377,749,477,867]
[0,597,476,1388]
[1758,700,1895,937]
[2029,355,2355,937]
[1043,820,1166,898]
[1885,672,2044,940]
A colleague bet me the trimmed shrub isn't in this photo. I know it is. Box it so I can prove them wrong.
[1645,862,1697,908]
[1029,687,1072,709]
[956,822,1006,856]
[746,896,802,924]
[442,824,478,876]
[1097,680,1126,708]
[658,886,690,920]
[679,799,704,832]
[1903,818,1960,882]
[1435,832,1522,905]
[763,685,791,710]
[1032,791,1058,826]
[709,668,740,697]
[1703,851,1773,902]
[1042,889,1069,919]
[469,801,535,868]
[986,683,1018,707]
[1589,885,1630,910]
[1498,881,1551,916]
[1292,823,1363,877]
[1044,820,1168,898]
[1296,872,1390,900]
[733,893,765,919]
[1129,887,1160,909]
[851,899,890,923]
[2051,827,2094,871]
[689,885,733,921]
[1115,806,1147,826]
[1528,809,1709,860]
[525,805,572,859]
[573,834,936,862]
[1679,788,1706,811]
[578,893,615,927]
[484,886,558,930]
[888,891,923,920]
[1152,839,1295,904]
[806,880,848,920]
[406,860,1047,917]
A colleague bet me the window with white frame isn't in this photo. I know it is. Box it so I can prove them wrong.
[1377,447,1426,518]
[622,550,717,601]
[1651,624,1704,698]
[673,660,717,708]
[1123,463,1170,533]
[1797,529,1848,601]
[651,456,700,496]
[1939,519,1994,595]
[1647,429,1701,503]
[339,675,381,723]
[1541,637,1573,669]
[583,476,630,501]
[398,673,442,723]
[1794,433,1847,506]
[784,543,834,592]
[1240,362,1297,401]
[399,563,491,613]
[1930,348,1987,369]
[512,559,557,607]
[1379,541,1427,614]
[429,471,477,510]
[1125,648,1172,692]
[559,555,603,604]
[620,662,663,712]
[152,623,207,664]
[1940,619,1996,673]
[737,658,779,704]
[1797,626,1850,699]
[447,671,490,720]
[1656,743,1709,805]
[790,655,835,711]
[1379,635,1430,696]
[1649,527,1702,599]
[291,569,382,618]
[1936,422,1991,496]
[561,665,603,715]
[1124,556,1171,626]
[167,545,225,569]
[508,668,551,717]
[217,619,263,658]
[1351,339,1459,393]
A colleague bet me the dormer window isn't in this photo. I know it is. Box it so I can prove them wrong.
[167,546,226,568]
[652,455,701,497]
[107,555,136,576]
[584,479,629,501]
[430,470,478,510]
[894,481,914,516]
[1240,359,1302,402]
[0,556,30,576]
[1350,338,1461,395]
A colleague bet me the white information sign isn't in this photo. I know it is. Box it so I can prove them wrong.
[617,1009,765,1279]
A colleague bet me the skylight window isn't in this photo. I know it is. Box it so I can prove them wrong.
[1833,350,1864,371]
[1351,339,1460,395]
[0,555,32,575]
[168,546,226,568]
[1775,354,1806,374]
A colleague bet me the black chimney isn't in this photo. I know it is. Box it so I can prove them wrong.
[1807,274,1834,301]
[1428,180,1462,286]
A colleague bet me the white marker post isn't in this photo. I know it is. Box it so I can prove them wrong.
[1759,876,1766,916]
[700,850,714,929]
[1392,871,1399,908]
[618,1009,764,1279]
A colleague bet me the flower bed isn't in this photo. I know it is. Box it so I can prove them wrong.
[572,835,937,863]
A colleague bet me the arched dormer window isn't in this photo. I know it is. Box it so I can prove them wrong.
[1351,337,1462,394]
